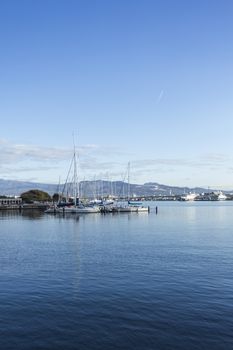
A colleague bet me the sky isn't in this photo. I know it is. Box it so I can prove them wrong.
[0,0,233,188]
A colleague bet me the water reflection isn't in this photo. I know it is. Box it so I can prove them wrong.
[0,209,44,220]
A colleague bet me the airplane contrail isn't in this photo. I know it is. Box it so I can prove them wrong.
[156,89,164,104]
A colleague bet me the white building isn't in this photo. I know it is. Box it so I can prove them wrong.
[0,197,22,206]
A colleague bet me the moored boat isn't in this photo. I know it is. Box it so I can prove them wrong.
[45,204,100,214]
[56,205,100,213]
[112,204,149,213]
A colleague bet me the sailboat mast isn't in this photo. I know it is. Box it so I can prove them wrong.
[76,151,80,200]
[127,161,130,200]
[73,133,79,207]
[73,149,77,207]
[58,176,61,203]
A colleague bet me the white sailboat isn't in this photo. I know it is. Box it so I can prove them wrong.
[46,141,100,214]
[62,144,100,213]
[114,162,149,213]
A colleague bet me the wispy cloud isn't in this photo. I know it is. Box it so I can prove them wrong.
[0,166,59,174]
[0,140,99,164]
[0,139,127,180]
[132,153,230,169]
[0,138,232,186]
[0,143,68,164]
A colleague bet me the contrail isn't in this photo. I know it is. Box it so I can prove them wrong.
[156,89,164,104]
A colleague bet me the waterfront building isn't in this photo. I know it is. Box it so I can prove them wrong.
[0,197,22,206]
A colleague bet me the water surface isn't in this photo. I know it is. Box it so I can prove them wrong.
[0,202,233,349]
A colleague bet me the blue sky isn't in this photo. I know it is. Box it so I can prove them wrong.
[0,0,233,188]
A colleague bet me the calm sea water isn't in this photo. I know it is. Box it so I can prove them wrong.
[0,202,233,350]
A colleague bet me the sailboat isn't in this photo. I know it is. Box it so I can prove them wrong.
[62,144,100,213]
[46,142,100,214]
[113,162,149,213]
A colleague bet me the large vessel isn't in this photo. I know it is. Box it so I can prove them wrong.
[181,192,198,201]
[217,191,227,201]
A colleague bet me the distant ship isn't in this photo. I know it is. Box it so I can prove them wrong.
[217,191,227,201]
[181,193,198,201]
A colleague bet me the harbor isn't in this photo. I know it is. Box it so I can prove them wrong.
[1,190,233,213]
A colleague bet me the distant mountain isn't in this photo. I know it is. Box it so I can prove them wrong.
[79,180,214,197]
[0,179,58,196]
[0,178,229,197]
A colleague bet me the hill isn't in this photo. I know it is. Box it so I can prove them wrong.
[0,179,58,196]
[0,178,229,197]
